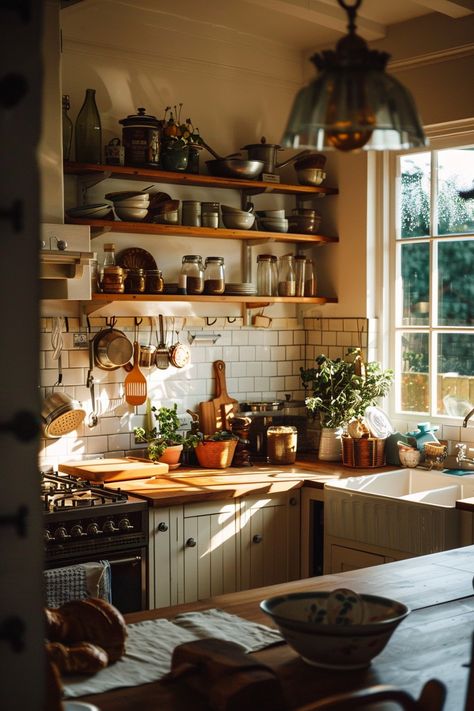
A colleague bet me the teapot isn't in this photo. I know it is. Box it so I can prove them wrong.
[240,136,310,175]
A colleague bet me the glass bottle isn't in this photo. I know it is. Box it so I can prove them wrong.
[278,255,296,296]
[257,254,277,296]
[62,94,73,162]
[100,243,125,294]
[295,255,306,297]
[204,256,225,294]
[181,255,204,295]
[304,258,317,296]
[75,88,102,164]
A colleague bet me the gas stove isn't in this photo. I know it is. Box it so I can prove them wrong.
[41,471,129,512]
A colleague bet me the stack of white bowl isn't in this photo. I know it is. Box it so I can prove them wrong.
[105,191,150,222]
[221,204,255,230]
[256,209,288,233]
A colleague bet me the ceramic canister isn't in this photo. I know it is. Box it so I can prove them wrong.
[119,107,161,167]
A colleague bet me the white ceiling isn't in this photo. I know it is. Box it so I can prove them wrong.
[61,0,474,51]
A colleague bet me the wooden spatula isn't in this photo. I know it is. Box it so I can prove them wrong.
[124,341,147,405]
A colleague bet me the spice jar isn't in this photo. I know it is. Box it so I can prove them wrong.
[145,269,164,294]
[257,254,277,296]
[125,268,145,294]
[181,255,204,295]
[182,200,201,227]
[204,256,225,294]
[201,202,220,228]
[278,255,296,296]
[266,425,298,465]
[101,266,126,294]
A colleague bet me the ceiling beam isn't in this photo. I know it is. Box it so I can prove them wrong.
[411,0,474,18]
[242,0,386,41]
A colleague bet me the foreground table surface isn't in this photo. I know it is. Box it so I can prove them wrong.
[80,546,474,710]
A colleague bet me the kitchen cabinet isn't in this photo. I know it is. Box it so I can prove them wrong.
[63,161,339,318]
[148,491,301,608]
[324,535,410,575]
[239,491,300,590]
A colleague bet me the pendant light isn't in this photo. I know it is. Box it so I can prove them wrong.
[282,0,427,152]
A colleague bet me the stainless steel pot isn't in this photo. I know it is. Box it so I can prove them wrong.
[240,401,284,412]
[41,391,86,438]
[93,327,133,370]
[241,136,310,174]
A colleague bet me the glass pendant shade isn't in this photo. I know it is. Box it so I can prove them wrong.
[282,3,427,152]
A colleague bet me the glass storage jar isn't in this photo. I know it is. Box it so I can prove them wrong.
[295,255,306,297]
[304,258,317,296]
[257,254,277,296]
[145,269,164,294]
[266,425,298,464]
[201,202,220,228]
[181,255,204,295]
[204,256,225,294]
[125,268,145,294]
[278,255,296,296]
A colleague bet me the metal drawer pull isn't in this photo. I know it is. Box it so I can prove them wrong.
[186,537,197,548]
[109,556,141,567]
[157,522,169,532]
[253,534,263,544]
[0,616,25,653]
[0,505,28,537]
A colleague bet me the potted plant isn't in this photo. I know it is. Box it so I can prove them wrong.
[300,349,393,461]
[134,403,192,466]
[160,105,204,172]
[195,430,239,469]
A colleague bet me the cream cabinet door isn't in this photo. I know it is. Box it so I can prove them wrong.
[181,500,238,604]
[328,544,386,573]
[239,491,300,590]
[149,506,183,609]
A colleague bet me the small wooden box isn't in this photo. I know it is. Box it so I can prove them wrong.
[342,437,386,468]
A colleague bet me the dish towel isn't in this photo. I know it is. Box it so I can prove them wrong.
[44,560,112,608]
[62,608,283,699]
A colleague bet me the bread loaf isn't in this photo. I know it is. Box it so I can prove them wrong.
[46,641,109,675]
[45,597,127,663]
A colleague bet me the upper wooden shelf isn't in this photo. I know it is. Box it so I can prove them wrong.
[63,161,339,196]
[65,217,339,245]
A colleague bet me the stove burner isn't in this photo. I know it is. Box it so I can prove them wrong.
[41,471,128,512]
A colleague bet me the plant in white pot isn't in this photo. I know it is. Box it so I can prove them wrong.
[300,349,393,461]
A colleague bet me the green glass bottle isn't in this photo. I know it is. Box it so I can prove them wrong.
[75,88,102,164]
[62,94,73,161]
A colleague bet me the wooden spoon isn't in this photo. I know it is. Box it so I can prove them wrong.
[124,341,147,405]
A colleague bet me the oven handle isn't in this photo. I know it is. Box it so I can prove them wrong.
[108,556,141,567]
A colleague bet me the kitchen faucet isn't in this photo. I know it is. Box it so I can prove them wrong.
[454,407,474,466]
[463,407,474,428]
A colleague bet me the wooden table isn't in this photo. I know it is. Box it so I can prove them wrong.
[79,546,474,710]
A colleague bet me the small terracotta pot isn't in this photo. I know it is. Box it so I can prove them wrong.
[158,444,183,466]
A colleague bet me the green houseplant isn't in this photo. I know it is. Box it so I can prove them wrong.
[300,349,393,460]
[134,403,198,465]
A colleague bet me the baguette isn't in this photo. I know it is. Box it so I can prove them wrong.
[46,641,109,675]
[45,598,127,663]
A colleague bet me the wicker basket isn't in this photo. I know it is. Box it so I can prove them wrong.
[195,440,238,469]
[342,436,386,468]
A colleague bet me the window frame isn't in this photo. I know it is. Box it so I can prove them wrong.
[386,120,474,425]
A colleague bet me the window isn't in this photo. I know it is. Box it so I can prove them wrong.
[393,144,474,418]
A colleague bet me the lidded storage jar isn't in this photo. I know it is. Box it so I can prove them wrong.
[181,255,204,295]
[204,256,225,295]
[257,254,277,296]
[119,107,160,167]
[267,425,298,464]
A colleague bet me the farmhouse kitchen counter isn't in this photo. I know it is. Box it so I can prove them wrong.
[107,458,396,506]
[77,545,474,711]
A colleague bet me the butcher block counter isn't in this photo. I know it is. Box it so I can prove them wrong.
[77,545,474,711]
[106,457,396,506]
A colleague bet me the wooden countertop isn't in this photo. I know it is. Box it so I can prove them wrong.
[78,545,474,711]
[108,458,396,506]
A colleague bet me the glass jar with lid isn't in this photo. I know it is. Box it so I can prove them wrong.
[278,255,296,296]
[146,269,164,294]
[181,255,204,295]
[125,268,145,294]
[257,254,277,296]
[266,425,298,464]
[204,256,225,295]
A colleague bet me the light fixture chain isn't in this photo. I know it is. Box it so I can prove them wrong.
[337,0,362,34]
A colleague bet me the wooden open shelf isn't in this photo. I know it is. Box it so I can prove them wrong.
[64,161,339,196]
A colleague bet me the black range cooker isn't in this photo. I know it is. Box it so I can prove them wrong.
[42,472,148,613]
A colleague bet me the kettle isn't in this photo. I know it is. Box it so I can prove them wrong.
[241,136,310,175]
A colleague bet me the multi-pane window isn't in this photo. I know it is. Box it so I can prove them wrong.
[394,146,474,417]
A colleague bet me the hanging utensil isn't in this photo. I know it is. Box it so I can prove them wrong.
[124,341,147,405]
[139,317,157,368]
[86,337,98,428]
[169,317,191,369]
[155,314,170,370]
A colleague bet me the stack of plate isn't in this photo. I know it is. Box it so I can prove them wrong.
[225,282,257,296]
[66,203,113,219]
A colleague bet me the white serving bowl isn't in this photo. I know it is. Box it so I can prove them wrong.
[258,217,288,233]
[221,204,249,214]
[114,206,149,222]
[222,212,255,230]
[261,589,409,669]
[112,197,150,208]
[261,209,285,218]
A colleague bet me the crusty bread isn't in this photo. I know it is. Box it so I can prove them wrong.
[45,598,127,663]
[46,641,109,675]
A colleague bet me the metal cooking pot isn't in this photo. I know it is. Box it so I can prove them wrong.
[93,327,133,370]
[200,139,264,180]
[41,391,86,438]
[241,136,310,175]
[240,401,284,412]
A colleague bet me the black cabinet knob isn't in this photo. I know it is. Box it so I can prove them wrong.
[186,537,197,548]
[252,534,263,544]
[289,497,298,506]
[157,522,168,532]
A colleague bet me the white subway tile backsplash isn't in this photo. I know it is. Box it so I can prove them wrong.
[255,346,271,361]
[277,361,292,376]
[254,376,270,391]
[271,346,286,361]
[294,331,305,345]
[223,346,240,361]
[321,332,337,346]
[329,319,343,331]
[232,331,249,346]
[278,331,293,346]
[239,346,256,361]
[246,362,262,377]
[86,436,109,454]
[270,376,285,390]
[107,433,132,451]
[237,377,255,392]
[286,345,301,360]
[284,376,301,390]
[263,331,278,346]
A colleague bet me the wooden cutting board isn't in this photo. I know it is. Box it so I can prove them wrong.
[212,360,238,431]
[58,457,169,482]
[198,400,217,437]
